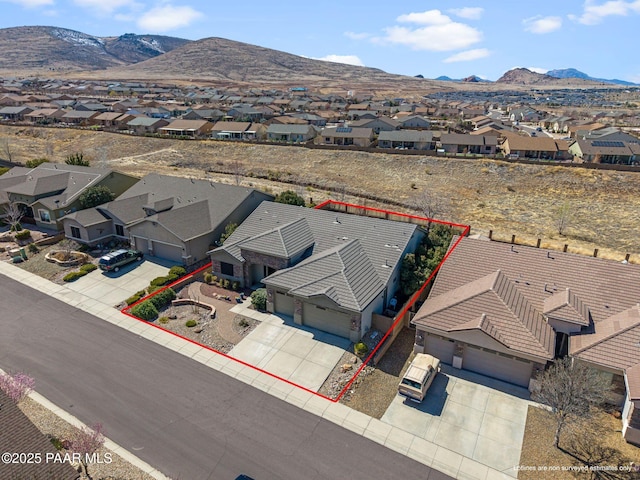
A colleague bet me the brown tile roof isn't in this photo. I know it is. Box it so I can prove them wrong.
[0,391,78,480]
[626,363,640,400]
[503,136,559,152]
[413,237,640,368]
[543,288,590,326]
[570,304,640,370]
[414,269,554,359]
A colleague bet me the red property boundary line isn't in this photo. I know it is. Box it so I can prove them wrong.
[121,201,471,403]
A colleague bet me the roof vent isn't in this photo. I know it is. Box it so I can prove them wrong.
[382,259,390,268]
[547,251,554,259]
[333,217,341,224]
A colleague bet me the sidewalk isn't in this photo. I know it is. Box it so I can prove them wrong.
[0,261,516,480]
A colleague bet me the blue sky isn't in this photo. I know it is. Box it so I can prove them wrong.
[1,0,639,82]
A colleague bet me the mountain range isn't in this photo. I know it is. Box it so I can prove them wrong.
[435,68,636,86]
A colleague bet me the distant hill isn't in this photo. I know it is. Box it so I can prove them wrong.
[0,26,189,71]
[433,74,488,83]
[496,68,600,86]
[546,68,637,86]
[104,36,425,85]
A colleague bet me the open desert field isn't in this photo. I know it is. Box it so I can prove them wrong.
[3,125,640,261]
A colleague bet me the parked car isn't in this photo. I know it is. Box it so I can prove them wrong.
[398,353,440,402]
[98,249,143,272]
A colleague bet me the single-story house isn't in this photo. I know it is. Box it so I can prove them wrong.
[126,117,170,134]
[439,134,497,155]
[211,121,266,140]
[501,136,567,160]
[182,108,225,122]
[208,202,423,342]
[157,119,214,138]
[62,174,274,266]
[412,237,640,446]
[60,110,100,126]
[377,130,435,150]
[0,105,34,121]
[569,138,638,164]
[398,115,431,129]
[23,108,66,125]
[94,112,135,129]
[0,163,138,230]
[317,127,374,147]
[265,124,317,143]
[350,116,400,134]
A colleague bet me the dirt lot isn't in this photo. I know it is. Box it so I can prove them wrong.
[3,125,640,261]
[518,406,640,479]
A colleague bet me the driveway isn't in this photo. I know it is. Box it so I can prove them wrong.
[228,301,351,392]
[64,256,176,306]
[381,364,533,478]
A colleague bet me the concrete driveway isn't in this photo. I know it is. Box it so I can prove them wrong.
[228,301,351,392]
[64,256,176,307]
[381,365,533,478]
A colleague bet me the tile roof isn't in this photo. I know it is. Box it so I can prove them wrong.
[626,363,640,401]
[211,121,251,133]
[543,288,590,326]
[0,391,78,480]
[413,237,640,368]
[213,202,418,312]
[378,130,434,142]
[502,136,560,152]
[414,269,554,359]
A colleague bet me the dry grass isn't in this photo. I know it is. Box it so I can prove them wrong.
[3,126,640,259]
[519,406,640,479]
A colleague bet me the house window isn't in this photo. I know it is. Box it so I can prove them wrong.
[39,210,51,223]
[115,224,125,236]
[220,262,234,276]
[70,226,81,239]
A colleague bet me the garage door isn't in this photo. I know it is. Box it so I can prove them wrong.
[302,303,351,339]
[152,241,183,264]
[133,237,148,253]
[463,345,533,387]
[425,335,455,364]
[274,291,294,317]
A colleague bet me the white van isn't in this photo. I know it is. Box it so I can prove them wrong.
[398,354,440,402]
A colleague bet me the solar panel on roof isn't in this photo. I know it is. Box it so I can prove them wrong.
[591,140,625,148]
[335,127,352,133]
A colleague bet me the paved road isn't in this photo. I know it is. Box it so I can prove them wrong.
[0,275,452,480]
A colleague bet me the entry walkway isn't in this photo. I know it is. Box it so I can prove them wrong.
[0,261,519,480]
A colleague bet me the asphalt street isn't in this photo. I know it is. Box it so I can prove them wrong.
[0,274,452,480]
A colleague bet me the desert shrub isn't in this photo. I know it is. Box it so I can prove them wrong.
[250,288,267,311]
[354,342,369,356]
[48,435,64,451]
[239,318,250,328]
[25,158,49,168]
[27,243,39,254]
[203,272,213,284]
[185,320,197,328]
[63,271,86,282]
[222,279,231,289]
[79,263,97,273]
[14,230,31,240]
[10,223,22,232]
[149,288,176,310]
[168,266,186,278]
[232,281,240,291]
[158,316,170,324]
[130,300,158,321]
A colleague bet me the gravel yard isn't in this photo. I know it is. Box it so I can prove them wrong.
[18,396,158,480]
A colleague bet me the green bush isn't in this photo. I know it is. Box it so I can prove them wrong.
[354,342,368,356]
[14,230,31,240]
[126,291,146,306]
[130,300,158,321]
[158,316,170,324]
[27,243,39,254]
[63,271,86,282]
[147,285,162,294]
[149,288,176,310]
[79,263,97,273]
[185,320,197,328]
[203,272,213,284]
[232,281,240,291]
[250,288,267,311]
[168,266,187,277]
[222,279,231,289]
[150,276,169,287]
[10,223,22,232]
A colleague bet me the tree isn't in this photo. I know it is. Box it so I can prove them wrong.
[3,201,24,231]
[25,158,49,168]
[250,288,267,311]
[554,201,573,236]
[532,357,610,449]
[71,423,105,480]
[411,189,451,234]
[1,137,14,162]
[274,190,306,206]
[65,152,90,166]
[78,185,115,209]
[220,223,238,244]
[0,371,35,403]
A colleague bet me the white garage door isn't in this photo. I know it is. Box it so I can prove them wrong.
[463,345,533,387]
[425,335,455,364]
[152,241,183,264]
[302,303,351,339]
[274,291,294,317]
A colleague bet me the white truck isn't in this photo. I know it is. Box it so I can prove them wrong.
[398,354,440,402]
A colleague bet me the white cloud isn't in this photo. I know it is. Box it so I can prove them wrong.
[378,10,483,51]
[137,5,203,32]
[73,0,131,15]
[314,55,365,67]
[448,7,484,20]
[523,15,563,33]
[570,0,640,25]
[443,48,490,63]
[1,0,54,7]
[344,31,371,40]
[527,66,549,74]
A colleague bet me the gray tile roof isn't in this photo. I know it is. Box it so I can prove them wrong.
[0,391,78,480]
[378,130,434,142]
[64,207,111,227]
[266,124,314,135]
[214,202,418,312]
